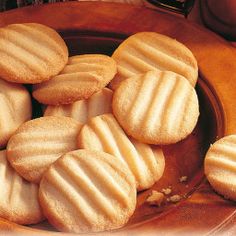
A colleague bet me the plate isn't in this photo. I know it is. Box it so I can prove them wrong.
[0,2,236,235]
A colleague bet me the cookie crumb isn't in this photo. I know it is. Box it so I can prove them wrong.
[179,176,188,183]
[146,190,164,207]
[167,195,181,203]
[161,188,172,195]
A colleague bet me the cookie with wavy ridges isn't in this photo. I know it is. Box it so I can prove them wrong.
[112,70,199,145]
[39,149,136,233]
[0,78,32,148]
[205,135,236,201]
[110,31,198,89]
[0,150,44,224]
[77,114,165,191]
[0,23,68,84]
[33,54,117,105]
[7,116,82,183]
[44,88,113,124]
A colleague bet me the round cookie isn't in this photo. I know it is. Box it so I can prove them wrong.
[33,54,117,105]
[0,78,32,148]
[112,70,199,145]
[110,31,198,89]
[78,113,165,191]
[0,150,44,225]
[44,88,113,124]
[0,23,68,84]
[205,135,236,201]
[39,149,136,233]
[7,116,82,183]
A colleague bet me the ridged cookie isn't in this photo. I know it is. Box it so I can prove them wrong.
[39,149,136,233]
[0,150,44,225]
[110,31,198,89]
[7,116,82,183]
[0,23,68,84]
[205,135,236,201]
[44,88,113,124]
[33,54,117,105]
[78,114,165,191]
[0,78,31,148]
[112,70,199,145]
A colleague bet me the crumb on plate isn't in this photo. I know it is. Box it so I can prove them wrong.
[167,194,181,203]
[146,190,164,207]
[161,187,172,195]
[179,176,188,183]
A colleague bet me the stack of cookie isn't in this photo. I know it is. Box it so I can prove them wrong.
[0,23,204,233]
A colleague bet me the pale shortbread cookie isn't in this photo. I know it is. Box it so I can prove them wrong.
[0,78,31,148]
[110,32,198,89]
[78,114,165,191]
[0,23,68,84]
[112,70,199,145]
[7,116,82,183]
[205,135,236,201]
[33,54,117,105]
[39,149,136,233]
[44,88,113,124]
[0,150,44,225]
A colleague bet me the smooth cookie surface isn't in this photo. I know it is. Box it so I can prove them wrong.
[39,149,136,233]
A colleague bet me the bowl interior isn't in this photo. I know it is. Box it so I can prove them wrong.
[31,32,224,231]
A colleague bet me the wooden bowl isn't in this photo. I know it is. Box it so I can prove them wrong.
[0,2,236,235]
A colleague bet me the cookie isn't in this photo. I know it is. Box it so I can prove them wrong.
[77,114,165,191]
[0,150,44,225]
[112,70,199,145]
[39,149,136,233]
[205,135,236,201]
[0,23,68,84]
[44,88,113,124]
[110,32,198,89]
[33,54,117,105]
[7,116,82,183]
[0,78,31,148]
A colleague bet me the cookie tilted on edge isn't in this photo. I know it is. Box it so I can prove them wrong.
[0,23,68,84]
[78,113,165,191]
[112,70,199,145]
[39,149,136,233]
[205,135,236,201]
[0,150,44,225]
[0,78,32,148]
[7,116,82,183]
[110,31,198,89]
[44,88,113,124]
[33,54,117,105]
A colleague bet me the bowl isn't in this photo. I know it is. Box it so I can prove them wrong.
[1,2,236,235]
